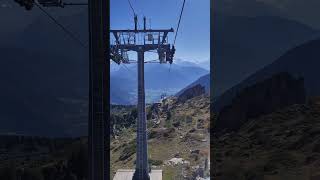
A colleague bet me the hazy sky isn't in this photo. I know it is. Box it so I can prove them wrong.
[110,0,210,63]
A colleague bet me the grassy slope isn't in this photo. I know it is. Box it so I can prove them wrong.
[214,97,320,180]
[110,95,210,179]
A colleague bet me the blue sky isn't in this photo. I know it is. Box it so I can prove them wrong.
[110,0,210,64]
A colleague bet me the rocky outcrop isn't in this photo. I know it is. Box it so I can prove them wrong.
[178,84,206,103]
[215,72,306,133]
[176,74,210,96]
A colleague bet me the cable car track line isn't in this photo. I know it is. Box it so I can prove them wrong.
[174,0,186,46]
[35,2,87,48]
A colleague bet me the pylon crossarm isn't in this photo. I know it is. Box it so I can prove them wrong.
[110,44,170,52]
[110,29,174,33]
[111,29,174,47]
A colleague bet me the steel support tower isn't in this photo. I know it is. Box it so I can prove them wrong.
[111,17,175,180]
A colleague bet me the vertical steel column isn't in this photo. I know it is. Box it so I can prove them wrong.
[133,49,150,180]
[88,0,108,179]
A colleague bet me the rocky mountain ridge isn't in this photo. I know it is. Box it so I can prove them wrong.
[215,72,306,133]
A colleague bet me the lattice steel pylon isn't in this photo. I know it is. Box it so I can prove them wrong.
[110,16,175,180]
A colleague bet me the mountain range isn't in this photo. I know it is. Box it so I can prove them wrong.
[214,38,320,113]
[111,60,208,104]
[212,14,320,97]
[178,14,319,98]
